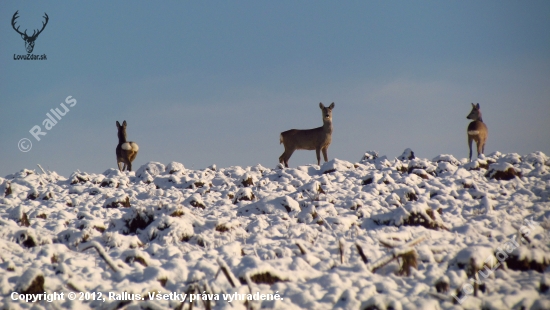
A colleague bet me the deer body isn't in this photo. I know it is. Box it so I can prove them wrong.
[279,102,334,167]
[116,121,139,171]
[466,103,488,161]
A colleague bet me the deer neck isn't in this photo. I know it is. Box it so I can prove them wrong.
[118,132,127,145]
[323,119,333,133]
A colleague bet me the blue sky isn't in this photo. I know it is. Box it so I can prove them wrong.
[1,1,549,177]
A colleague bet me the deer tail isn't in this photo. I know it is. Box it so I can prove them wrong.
[279,133,284,144]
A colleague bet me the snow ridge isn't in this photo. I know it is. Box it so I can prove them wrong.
[0,150,549,309]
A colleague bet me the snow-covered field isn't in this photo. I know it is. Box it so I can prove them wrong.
[1,150,550,310]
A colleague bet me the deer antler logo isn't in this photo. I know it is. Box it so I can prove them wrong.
[11,11,49,54]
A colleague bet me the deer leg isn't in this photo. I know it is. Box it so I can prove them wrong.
[127,162,132,172]
[279,153,285,165]
[282,149,294,168]
[322,148,328,163]
[315,147,321,166]
[286,149,295,167]
[476,139,483,159]
[468,136,473,162]
[117,161,123,171]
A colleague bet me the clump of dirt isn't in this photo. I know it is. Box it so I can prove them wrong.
[215,224,230,232]
[19,274,45,294]
[398,148,415,160]
[105,196,131,208]
[486,166,521,181]
[100,179,119,188]
[406,192,418,201]
[19,213,31,227]
[190,200,205,209]
[435,276,450,293]
[125,255,148,267]
[125,209,154,234]
[506,251,549,273]
[170,210,184,217]
[70,174,89,185]
[5,183,12,196]
[373,203,448,231]
[27,191,39,200]
[362,177,373,185]
[402,209,446,230]
[194,181,206,188]
[233,189,255,204]
[410,169,430,179]
[241,177,254,187]
[240,272,286,285]
[17,230,36,248]
[398,250,418,276]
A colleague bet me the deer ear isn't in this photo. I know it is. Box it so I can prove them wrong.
[329,102,335,109]
[476,103,480,109]
[116,121,121,128]
[123,120,127,127]
[471,103,475,108]
[319,102,325,109]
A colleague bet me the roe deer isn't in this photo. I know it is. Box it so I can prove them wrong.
[279,102,335,167]
[116,120,139,171]
[466,103,488,162]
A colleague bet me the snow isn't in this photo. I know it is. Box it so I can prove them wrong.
[0,151,549,308]
[398,148,415,161]
[320,159,354,174]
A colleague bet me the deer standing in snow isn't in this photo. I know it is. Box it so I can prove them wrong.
[466,103,488,162]
[279,102,335,167]
[116,121,139,171]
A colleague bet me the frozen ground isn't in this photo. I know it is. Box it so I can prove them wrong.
[1,150,549,309]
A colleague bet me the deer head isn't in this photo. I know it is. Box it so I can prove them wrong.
[12,11,49,53]
[320,102,335,122]
[466,103,483,122]
[116,121,128,143]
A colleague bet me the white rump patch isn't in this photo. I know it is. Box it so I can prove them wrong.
[122,142,139,151]
[468,130,479,135]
